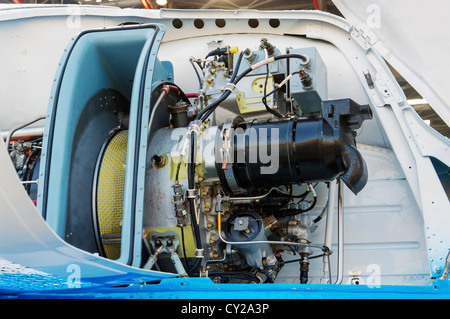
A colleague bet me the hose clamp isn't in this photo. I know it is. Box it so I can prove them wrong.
[217,117,245,194]
[223,82,237,93]
[186,188,198,199]
[195,248,205,259]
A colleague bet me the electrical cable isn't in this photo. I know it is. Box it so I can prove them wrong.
[174,154,183,183]
[271,197,317,218]
[262,64,283,118]
[22,148,40,194]
[190,59,203,89]
[283,253,325,264]
[186,132,203,276]
[196,51,244,122]
[299,195,318,213]
[272,183,310,199]
[180,226,190,272]
[196,53,308,123]
[262,71,300,102]
[313,200,328,224]
[271,184,318,218]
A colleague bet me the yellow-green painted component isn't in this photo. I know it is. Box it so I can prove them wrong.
[229,46,239,54]
[145,226,197,257]
[236,93,273,114]
[169,155,187,180]
[169,154,204,181]
[251,75,273,94]
[236,76,274,113]
[96,130,128,260]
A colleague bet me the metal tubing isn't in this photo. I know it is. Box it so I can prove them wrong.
[148,89,167,130]
[439,251,450,280]
[217,214,324,251]
[321,180,338,284]
[1,126,45,141]
[4,116,46,148]
[143,244,163,270]
[228,187,289,202]
[334,179,344,284]
[168,246,188,277]
[21,180,38,184]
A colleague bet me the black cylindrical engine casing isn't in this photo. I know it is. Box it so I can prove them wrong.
[231,117,299,189]
[215,98,372,195]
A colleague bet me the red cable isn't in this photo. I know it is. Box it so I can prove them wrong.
[140,0,152,9]
[313,0,319,10]
[160,84,179,95]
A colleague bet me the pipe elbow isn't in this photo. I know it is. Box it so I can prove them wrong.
[339,144,368,195]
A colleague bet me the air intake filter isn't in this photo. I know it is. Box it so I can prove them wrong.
[94,130,128,260]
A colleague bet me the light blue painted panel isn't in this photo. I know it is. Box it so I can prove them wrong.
[118,24,169,266]
[38,26,156,237]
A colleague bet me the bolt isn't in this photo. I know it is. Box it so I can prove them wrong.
[434,266,442,274]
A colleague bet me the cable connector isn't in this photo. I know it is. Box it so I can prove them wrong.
[223,82,237,93]
[160,84,179,95]
[299,55,311,69]
[215,194,224,214]
[322,245,332,255]
[189,121,202,136]
[205,47,228,59]
[300,69,312,88]
[307,183,317,197]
